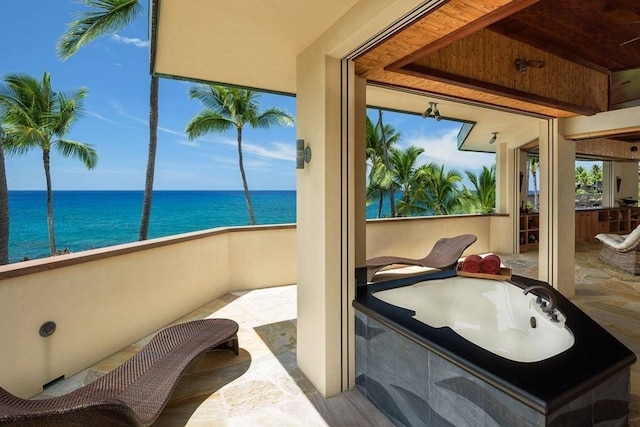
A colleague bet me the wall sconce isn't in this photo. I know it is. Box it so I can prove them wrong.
[489,132,498,144]
[421,102,442,121]
[39,321,56,337]
[616,176,622,193]
[514,58,546,73]
[296,139,311,169]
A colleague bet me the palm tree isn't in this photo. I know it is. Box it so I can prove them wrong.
[186,85,294,225]
[57,0,157,241]
[0,126,8,265]
[389,145,425,216]
[376,110,396,217]
[365,115,400,217]
[529,156,539,211]
[590,164,603,187]
[0,71,97,255]
[461,164,496,214]
[575,165,589,189]
[420,163,463,215]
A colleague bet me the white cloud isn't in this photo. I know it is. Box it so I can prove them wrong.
[404,128,494,171]
[111,34,149,48]
[243,141,295,161]
[84,110,119,125]
[178,139,199,147]
[194,135,295,162]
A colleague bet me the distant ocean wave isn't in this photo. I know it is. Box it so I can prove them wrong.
[7,190,388,263]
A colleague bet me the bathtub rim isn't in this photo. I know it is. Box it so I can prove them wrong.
[353,270,636,415]
[371,275,576,363]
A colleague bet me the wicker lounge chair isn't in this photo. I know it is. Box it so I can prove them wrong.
[0,318,239,426]
[595,226,640,274]
[366,234,477,282]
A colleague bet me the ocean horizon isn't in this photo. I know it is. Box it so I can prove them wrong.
[6,190,390,263]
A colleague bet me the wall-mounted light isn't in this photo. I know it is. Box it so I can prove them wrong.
[489,132,498,144]
[39,321,56,337]
[421,102,442,121]
[296,139,312,169]
[616,176,622,193]
[514,58,546,73]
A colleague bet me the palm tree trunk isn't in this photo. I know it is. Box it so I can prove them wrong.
[139,76,159,241]
[237,127,256,225]
[42,149,56,255]
[377,187,384,218]
[378,110,395,217]
[0,131,9,265]
[533,170,538,210]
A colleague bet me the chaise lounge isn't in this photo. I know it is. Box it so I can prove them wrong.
[595,226,640,274]
[366,234,477,282]
[0,318,239,426]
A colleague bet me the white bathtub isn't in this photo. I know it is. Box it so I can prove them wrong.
[373,276,575,363]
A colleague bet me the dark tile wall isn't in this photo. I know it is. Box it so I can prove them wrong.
[355,311,630,427]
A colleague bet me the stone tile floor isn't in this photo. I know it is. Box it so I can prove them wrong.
[37,284,393,426]
[37,243,640,426]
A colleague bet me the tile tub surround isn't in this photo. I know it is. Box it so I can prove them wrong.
[353,270,636,422]
[355,311,631,426]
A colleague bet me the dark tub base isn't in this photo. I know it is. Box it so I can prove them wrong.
[356,310,630,427]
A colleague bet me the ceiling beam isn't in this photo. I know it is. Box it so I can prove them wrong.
[396,63,600,116]
[387,0,541,70]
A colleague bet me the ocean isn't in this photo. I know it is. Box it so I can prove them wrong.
[6,190,388,263]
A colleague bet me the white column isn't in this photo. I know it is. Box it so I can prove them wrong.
[538,119,576,296]
[296,50,365,396]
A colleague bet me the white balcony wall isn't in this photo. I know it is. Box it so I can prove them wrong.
[0,225,296,398]
[0,215,505,397]
[367,214,494,258]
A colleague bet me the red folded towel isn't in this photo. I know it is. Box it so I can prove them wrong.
[480,254,501,275]
[461,254,482,273]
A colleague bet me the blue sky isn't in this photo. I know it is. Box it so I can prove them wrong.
[1,1,494,191]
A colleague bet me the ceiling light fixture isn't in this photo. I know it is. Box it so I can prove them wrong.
[489,132,498,144]
[422,102,442,121]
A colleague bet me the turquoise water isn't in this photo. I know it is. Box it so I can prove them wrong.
[7,191,389,262]
[8,191,297,262]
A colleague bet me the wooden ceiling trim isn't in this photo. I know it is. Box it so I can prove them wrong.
[364,68,578,117]
[398,63,599,116]
[387,0,541,70]
[404,28,608,113]
[354,0,516,77]
[488,0,640,72]
[565,126,640,141]
[575,138,640,161]
[488,25,610,74]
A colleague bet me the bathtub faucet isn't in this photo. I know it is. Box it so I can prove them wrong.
[523,285,557,315]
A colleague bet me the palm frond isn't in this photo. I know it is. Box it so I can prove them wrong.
[55,139,98,169]
[254,108,294,129]
[58,0,142,59]
[185,110,234,139]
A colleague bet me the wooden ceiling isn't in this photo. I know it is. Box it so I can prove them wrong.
[354,0,640,118]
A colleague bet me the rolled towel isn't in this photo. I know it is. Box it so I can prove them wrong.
[461,254,482,273]
[480,254,501,275]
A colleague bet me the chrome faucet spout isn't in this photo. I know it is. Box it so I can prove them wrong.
[523,285,557,314]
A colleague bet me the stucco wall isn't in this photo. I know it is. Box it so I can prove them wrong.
[0,215,506,398]
[0,225,296,398]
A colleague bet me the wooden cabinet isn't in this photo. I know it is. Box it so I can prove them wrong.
[520,207,640,251]
[519,213,539,252]
[576,211,597,242]
[596,207,639,234]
